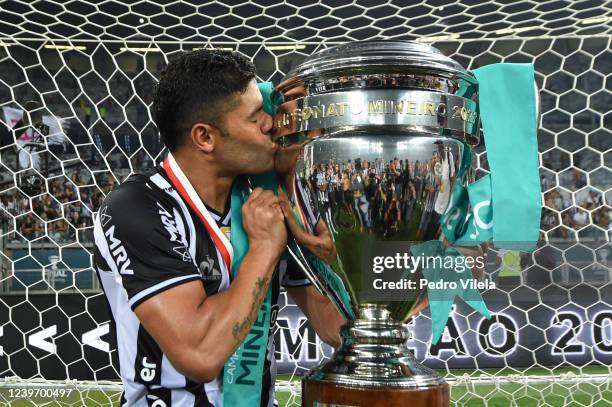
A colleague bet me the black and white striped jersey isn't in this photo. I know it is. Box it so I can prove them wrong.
[93,166,311,407]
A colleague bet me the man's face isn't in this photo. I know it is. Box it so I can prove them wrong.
[214,79,275,175]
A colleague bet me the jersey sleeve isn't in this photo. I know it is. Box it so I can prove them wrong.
[281,256,312,288]
[94,182,201,311]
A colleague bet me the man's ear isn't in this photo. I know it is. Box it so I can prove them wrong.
[190,122,218,153]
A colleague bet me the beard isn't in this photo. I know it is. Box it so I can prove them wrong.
[218,129,275,175]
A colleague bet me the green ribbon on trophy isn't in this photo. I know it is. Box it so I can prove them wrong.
[441,63,541,249]
[423,63,542,344]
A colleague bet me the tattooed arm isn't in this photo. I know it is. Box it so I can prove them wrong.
[134,188,286,383]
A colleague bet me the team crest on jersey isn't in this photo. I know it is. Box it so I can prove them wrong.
[99,206,112,227]
[172,246,192,263]
[199,254,222,282]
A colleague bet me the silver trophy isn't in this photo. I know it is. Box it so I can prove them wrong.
[273,40,480,406]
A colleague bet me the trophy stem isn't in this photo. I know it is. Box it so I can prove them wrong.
[301,304,449,406]
[347,304,407,345]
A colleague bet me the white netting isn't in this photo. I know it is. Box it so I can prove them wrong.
[0,1,610,406]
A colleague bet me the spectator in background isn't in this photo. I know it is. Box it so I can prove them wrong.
[70,171,84,187]
[572,169,586,189]
[59,187,69,202]
[79,99,93,128]
[544,193,554,210]
[102,175,115,194]
[541,174,551,191]
[39,212,49,232]
[20,213,42,240]
[582,190,602,210]
[5,196,16,215]
[573,210,588,228]
[68,210,85,240]
[562,194,572,213]
[34,194,58,220]
[73,209,86,228]
[80,204,92,225]
[554,191,563,211]
[541,209,558,231]
[78,192,93,225]
[21,197,29,214]
[49,216,70,242]
[561,211,574,230]
[51,178,62,194]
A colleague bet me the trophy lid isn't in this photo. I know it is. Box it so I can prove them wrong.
[273,39,481,146]
[278,40,476,93]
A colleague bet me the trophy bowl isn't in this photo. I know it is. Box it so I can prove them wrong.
[273,40,480,407]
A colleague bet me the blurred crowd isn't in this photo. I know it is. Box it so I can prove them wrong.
[303,151,452,240]
[541,182,610,239]
[0,168,114,244]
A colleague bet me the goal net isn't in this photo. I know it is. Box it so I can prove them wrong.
[0,1,610,406]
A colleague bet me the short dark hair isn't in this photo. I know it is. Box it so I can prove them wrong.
[153,49,256,151]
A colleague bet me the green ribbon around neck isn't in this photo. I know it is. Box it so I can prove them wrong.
[222,82,280,406]
[222,174,274,406]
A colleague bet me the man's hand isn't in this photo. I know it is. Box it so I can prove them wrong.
[287,285,345,349]
[277,187,337,264]
[242,187,287,258]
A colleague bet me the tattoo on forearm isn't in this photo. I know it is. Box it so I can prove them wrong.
[232,277,268,342]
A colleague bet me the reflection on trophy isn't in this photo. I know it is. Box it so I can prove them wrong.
[273,41,480,406]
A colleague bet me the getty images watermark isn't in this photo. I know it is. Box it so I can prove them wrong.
[371,251,490,291]
[361,241,492,302]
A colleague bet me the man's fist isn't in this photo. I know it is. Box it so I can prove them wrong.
[242,187,287,257]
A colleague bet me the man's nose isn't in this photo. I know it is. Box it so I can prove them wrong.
[261,112,273,135]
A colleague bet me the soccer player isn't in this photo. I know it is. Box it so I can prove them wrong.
[93,50,344,407]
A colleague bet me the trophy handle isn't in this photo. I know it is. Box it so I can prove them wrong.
[245,177,355,320]
[287,238,355,321]
[286,242,329,299]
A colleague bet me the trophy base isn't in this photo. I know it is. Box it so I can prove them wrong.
[302,379,449,407]
[301,306,449,407]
